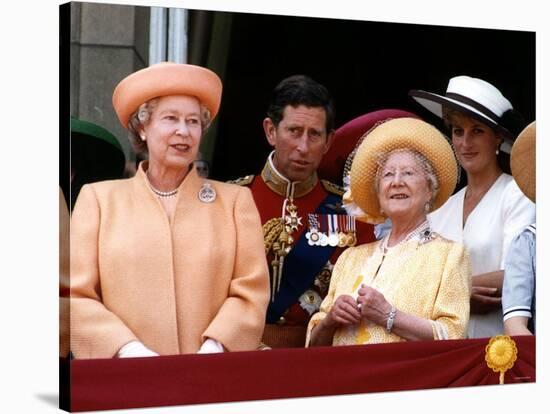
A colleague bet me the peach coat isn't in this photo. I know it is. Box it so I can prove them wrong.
[70,163,270,358]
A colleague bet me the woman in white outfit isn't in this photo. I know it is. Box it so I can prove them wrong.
[409,76,535,338]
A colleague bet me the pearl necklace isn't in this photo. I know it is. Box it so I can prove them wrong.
[149,184,178,198]
[146,173,178,198]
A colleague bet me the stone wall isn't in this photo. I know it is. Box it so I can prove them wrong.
[70,2,149,162]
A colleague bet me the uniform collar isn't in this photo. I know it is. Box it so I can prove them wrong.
[261,151,318,198]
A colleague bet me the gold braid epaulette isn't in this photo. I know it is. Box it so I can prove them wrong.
[263,217,284,254]
[321,179,344,196]
[226,175,255,186]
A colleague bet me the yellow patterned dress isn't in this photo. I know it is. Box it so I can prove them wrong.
[306,233,471,346]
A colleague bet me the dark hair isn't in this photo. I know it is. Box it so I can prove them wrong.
[266,75,335,133]
[442,106,524,174]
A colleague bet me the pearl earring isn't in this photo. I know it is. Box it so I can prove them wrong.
[140,134,146,141]
[495,148,499,155]
[424,202,431,213]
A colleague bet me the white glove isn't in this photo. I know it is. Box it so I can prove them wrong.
[197,338,225,354]
[117,341,159,358]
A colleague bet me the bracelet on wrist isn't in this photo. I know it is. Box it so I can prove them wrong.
[386,306,397,333]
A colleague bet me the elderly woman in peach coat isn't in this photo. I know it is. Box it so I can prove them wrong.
[70,63,270,358]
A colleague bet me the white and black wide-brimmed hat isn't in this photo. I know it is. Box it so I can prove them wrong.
[409,76,523,151]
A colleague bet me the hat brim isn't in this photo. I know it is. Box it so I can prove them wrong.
[112,63,222,128]
[318,109,420,184]
[72,132,126,178]
[409,89,514,145]
[350,117,458,224]
[71,117,126,177]
[71,117,123,152]
[510,121,536,202]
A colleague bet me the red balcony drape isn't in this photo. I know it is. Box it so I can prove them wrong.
[65,335,535,412]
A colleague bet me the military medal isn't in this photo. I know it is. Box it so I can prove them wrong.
[309,231,320,245]
[347,215,357,247]
[198,182,216,203]
[314,260,333,296]
[343,215,351,246]
[328,214,339,247]
[298,289,322,315]
[318,217,329,246]
[338,233,348,247]
[306,214,321,246]
[284,202,302,232]
[338,215,348,247]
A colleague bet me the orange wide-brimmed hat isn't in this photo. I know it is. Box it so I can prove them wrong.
[510,121,536,203]
[348,117,458,224]
[112,62,223,128]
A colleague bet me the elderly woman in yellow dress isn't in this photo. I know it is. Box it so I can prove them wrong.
[70,63,270,358]
[307,118,471,346]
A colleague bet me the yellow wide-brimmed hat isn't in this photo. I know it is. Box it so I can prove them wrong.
[510,121,536,203]
[112,62,222,128]
[348,117,458,224]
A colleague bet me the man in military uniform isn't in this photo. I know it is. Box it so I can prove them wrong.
[231,75,375,348]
